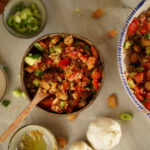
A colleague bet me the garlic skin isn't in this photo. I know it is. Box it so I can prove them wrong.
[69,141,93,150]
[87,117,121,150]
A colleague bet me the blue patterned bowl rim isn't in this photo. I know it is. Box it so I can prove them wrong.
[117,0,150,118]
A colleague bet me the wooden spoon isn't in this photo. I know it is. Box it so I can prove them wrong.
[0,88,48,144]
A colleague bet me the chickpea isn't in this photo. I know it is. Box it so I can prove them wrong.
[64,36,74,46]
[145,81,150,91]
[49,35,60,47]
[130,53,138,63]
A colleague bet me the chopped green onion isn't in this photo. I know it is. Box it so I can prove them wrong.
[32,79,40,87]
[21,92,26,98]
[146,47,150,55]
[145,33,150,40]
[83,45,90,51]
[127,79,135,89]
[119,113,133,121]
[124,40,132,50]
[135,67,144,72]
[12,89,23,97]
[49,47,55,53]
[35,70,44,76]
[60,101,66,108]
[2,100,10,107]
[54,46,62,54]
[128,72,136,78]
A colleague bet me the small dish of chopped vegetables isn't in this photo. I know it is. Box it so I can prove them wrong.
[3,0,47,38]
[21,33,104,115]
[123,8,150,111]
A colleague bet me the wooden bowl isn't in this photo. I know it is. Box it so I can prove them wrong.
[20,33,104,116]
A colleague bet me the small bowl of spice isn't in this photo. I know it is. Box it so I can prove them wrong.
[2,0,47,38]
[8,125,57,150]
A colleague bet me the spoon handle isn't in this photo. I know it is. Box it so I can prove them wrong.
[0,89,47,144]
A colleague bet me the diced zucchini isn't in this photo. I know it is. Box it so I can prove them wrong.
[60,101,66,108]
[146,47,150,55]
[2,100,10,107]
[32,79,40,87]
[127,79,135,89]
[35,70,44,76]
[49,47,55,53]
[124,40,132,50]
[12,89,23,97]
[128,72,136,78]
[24,56,38,66]
[54,46,62,54]
[34,42,44,51]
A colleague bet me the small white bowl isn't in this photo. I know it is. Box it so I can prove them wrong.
[118,0,150,118]
[8,125,57,150]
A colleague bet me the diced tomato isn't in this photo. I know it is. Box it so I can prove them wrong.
[92,69,102,90]
[63,80,69,92]
[87,57,97,70]
[39,98,53,108]
[32,65,38,70]
[92,79,100,90]
[91,46,98,57]
[140,25,148,35]
[46,59,53,65]
[58,58,71,69]
[39,41,47,49]
[128,18,140,36]
[75,85,84,91]
[92,69,102,79]
[68,71,83,81]
[79,54,88,63]
[143,101,150,110]
[134,86,144,95]
[146,92,150,100]
[133,72,144,84]
[135,93,144,101]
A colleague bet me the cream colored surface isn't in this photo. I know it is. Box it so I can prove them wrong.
[0,0,150,150]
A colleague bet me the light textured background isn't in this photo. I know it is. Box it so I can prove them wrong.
[0,0,150,150]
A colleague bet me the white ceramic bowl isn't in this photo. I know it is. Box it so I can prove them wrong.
[8,125,57,150]
[118,0,150,118]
